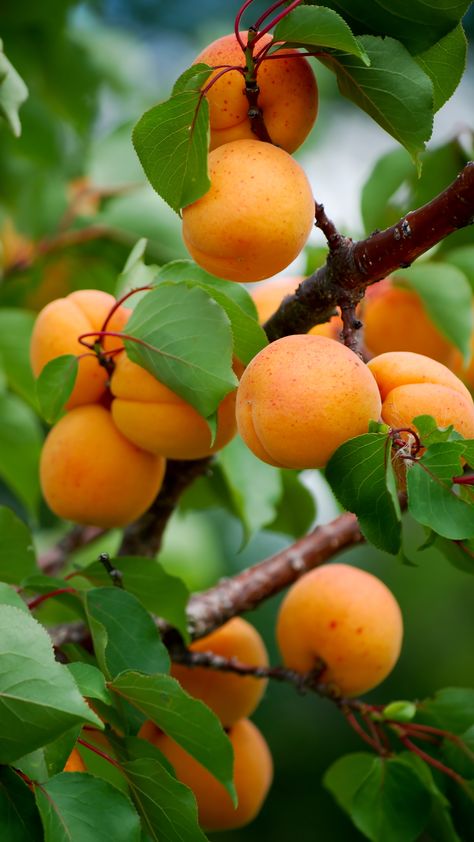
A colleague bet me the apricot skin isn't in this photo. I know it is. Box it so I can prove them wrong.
[195,32,318,153]
[182,140,315,283]
[171,618,268,726]
[251,276,342,338]
[236,334,382,469]
[277,564,403,697]
[30,290,130,409]
[139,718,273,832]
[110,353,237,460]
[40,404,166,528]
[64,748,86,772]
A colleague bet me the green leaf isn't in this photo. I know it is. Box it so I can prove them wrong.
[0,40,28,137]
[273,6,369,63]
[325,433,402,554]
[124,284,236,419]
[419,687,474,734]
[133,65,212,214]
[266,469,316,539]
[0,506,37,584]
[397,753,461,842]
[393,265,473,359]
[361,148,415,235]
[0,393,42,516]
[85,587,170,680]
[431,534,474,575]
[0,605,101,764]
[415,25,467,112]
[66,662,112,705]
[447,246,474,293]
[16,726,82,783]
[0,766,42,842]
[110,671,236,801]
[81,557,189,643]
[413,415,463,447]
[323,753,375,815]
[319,36,434,166]
[442,725,474,779]
[0,582,28,613]
[36,355,78,424]
[407,442,474,540]
[114,239,159,302]
[0,309,37,407]
[157,260,258,318]
[35,773,141,842]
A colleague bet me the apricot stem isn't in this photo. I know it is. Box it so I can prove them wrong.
[77,738,122,770]
[28,587,77,611]
[100,284,152,335]
[234,0,256,51]
[397,734,468,787]
[252,0,303,45]
[452,474,474,485]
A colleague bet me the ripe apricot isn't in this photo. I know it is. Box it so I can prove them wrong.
[195,32,318,153]
[171,618,268,726]
[368,351,474,439]
[362,278,456,365]
[236,334,381,469]
[277,564,403,697]
[140,718,273,831]
[40,404,166,528]
[182,140,314,283]
[251,275,342,336]
[64,747,86,772]
[30,290,130,409]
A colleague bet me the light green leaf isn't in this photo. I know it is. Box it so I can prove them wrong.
[273,6,369,63]
[0,393,42,516]
[0,40,28,137]
[157,261,258,318]
[114,239,159,302]
[0,582,28,613]
[66,662,112,705]
[0,309,37,408]
[415,25,467,112]
[267,469,316,539]
[36,355,78,424]
[0,506,37,584]
[361,148,414,235]
[324,753,376,815]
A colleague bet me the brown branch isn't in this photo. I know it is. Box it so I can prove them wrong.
[39,525,106,576]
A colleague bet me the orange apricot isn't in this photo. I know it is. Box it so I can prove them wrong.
[236,334,381,469]
[171,618,268,726]
[64,747,86,772]
[110,353,237,460]
[30,290,130,409]
[195,32,318,153]
[182,140,315,283]
[40,404,166,528]
[140,718,273,831]
[251,275,342,336]
[277,564,403,697]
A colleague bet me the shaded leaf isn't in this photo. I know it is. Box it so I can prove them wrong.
[36,355,78,424]
[0,506,36,584]
[0,309,37,407]
[0,766,42,842]
[16,726,82,782]
[419,687,474,734]
[0,393,42,515]
[267,469,316,539]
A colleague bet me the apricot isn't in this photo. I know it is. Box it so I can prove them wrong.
[251,275,342,336]
[171,618,268,726]
[30,290,130,409]
[277,564,403,697]
[182,140,315,283]
[40,404,166,528]
[110,353,237,460]
[64,747,86,772]
[362,278,456,365]
[195,32,318,153]
[368,351,474,439]
[236,334,381,469]
[140,718,273,831]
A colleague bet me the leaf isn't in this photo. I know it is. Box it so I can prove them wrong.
[431,535,474,575]
[157,260,258,318]
[0,309,37,408]
[447,246,474,293]
[413,415,463,447]
[35,773,141,842]
[273,6,369,63]
[0,766,42,842]
[124,284,237,419]
[36,355,78,424]
[0,40,28,137]
[419,687,474,734]
[0,506,37,584]
[85,587,170,680]
[361,148,415,235]
[0,393,42,516]
[382,701,417,723]
[325,433,402,554]
[415,25,467,112]
[110,671,236,801]
[81,557,189,643]
[323,752,375,814]
[114,239,159,302]
[16,725,82,782]
[66,662,113,705]
[407,442,474,540]
[397,753,461,842]
[319,36,434,166]
[266,469,316,539]
[393,265,473,359]
[442,725,474,779]
[0,582,28,613]
[133,65,212,213]
[0,605,101,764]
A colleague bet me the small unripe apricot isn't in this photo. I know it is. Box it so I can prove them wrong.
[171,618,268,726]
[64,748,86,772]
[40,404,166,528]
[30,290,130,409]
[182,140,315,283]
[110,353,237,460]
[277,564,403,697]
[236,335,382,469]
[195,32,318,153]
[251,275,342,336]
[139,718,273,831]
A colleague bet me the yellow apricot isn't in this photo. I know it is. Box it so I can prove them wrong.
[171,618,268,726]
[363,278,456,365]
[236,334,382,469]
[195,32,318,153]
[182,140,315,283]
[30,290,130,409]
[110,353,237,460]
[40,404,166,528]
[140,719,273,831]
[251,275,342,337]
[64,747,86,772]
[277,564,403,697]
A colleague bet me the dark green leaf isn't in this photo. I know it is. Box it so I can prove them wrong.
[415,25,467,112]
[0,393,42,515]
[66,662,112,705]
[0,309,37,407]
[442,725,474,779]
[0,582,28,612]
[431,535,474,575]
[16,726,82,782]
[0,766,42,842]
[273,6,369,63]
[323,752,375,814]
[36,355,78,424]
[0,506,36,584]
[266,469,316,539]
[0,40,28,137]
[398,753,461,842]
[419,687,474,734]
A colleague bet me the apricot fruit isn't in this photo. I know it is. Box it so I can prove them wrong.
[30,290,130,409]
[140,718,273,831]
[368,351,474,439]
[277,563,403,697]
[236,334,382,469]
[64,747,86,772]
[251,275,342,336]
[40,404,166,528]
[171,618,268,726]
[182,140,315,283]
[110,353,237,460]
[195,32,318,153]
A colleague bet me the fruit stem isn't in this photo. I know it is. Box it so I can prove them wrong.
[234,0,257,51]
[252,0,303,45]
[254,0,290,31]
[28,587,77,611]
[452,474,474,486]
[343,709,384,753]
[77,738,122,770]
[397,733,468,787]
[100,285,153,335]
